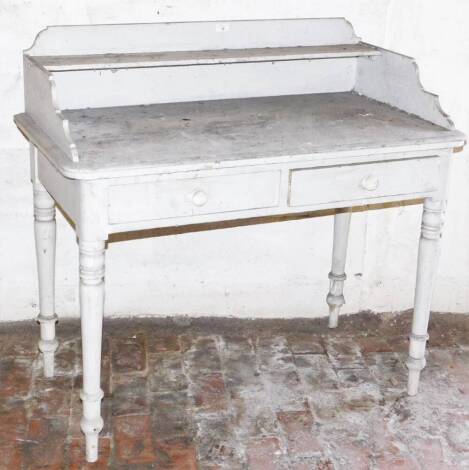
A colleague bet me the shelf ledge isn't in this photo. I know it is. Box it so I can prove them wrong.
[33,43,380,72]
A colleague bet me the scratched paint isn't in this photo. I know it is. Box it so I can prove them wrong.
[1,1,469,321]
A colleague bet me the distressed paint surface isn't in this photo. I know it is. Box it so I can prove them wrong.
[1,1,469,323]
[61,93,459,175]
[15,17,463,460]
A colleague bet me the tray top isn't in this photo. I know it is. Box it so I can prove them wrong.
[18,92,464,179]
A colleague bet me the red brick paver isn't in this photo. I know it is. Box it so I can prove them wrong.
[0,312,467,468]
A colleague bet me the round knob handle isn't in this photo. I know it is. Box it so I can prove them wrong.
[360,175,379,191]
[191,190,208,207]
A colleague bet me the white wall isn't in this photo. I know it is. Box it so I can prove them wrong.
[1,0,468,321]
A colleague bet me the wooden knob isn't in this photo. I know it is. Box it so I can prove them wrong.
[360,175,379,191]
[192,190,208,206]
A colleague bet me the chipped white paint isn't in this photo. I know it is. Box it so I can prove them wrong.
[355,48,455,129]
[3,1,469,324]
[35,44,379,71]
[407,197,446,395]
[23,56,78,162]
[79,240,105,462]
[26,18,361,56]
[12,17,464,460]
[31,145,59,378]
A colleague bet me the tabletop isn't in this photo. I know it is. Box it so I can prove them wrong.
[16,91,463,179]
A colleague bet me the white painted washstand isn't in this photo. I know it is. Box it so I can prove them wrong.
[14,18,465,462]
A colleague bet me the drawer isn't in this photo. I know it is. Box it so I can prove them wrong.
[289,157,440,207]
[108,171,281,223]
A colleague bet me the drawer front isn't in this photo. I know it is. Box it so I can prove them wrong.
[108,171,281,223]
[289,157,440,207]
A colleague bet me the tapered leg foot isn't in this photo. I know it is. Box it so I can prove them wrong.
[406,198,444,396]
[85,433,99,463]
[79,240,105,462]
[406,356,426,396]
[81,389,104,462]
[33,179,58,377]
[42,351,55,378]
[326,209,351,328]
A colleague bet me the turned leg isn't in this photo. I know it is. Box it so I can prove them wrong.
[327,208,352,328]
[33,182,58,377]
[407,198,444,396]
[79,240,106,462]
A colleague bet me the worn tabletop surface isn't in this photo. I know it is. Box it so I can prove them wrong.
[62,92,462,175]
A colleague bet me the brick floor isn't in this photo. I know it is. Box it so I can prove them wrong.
[0,311,469,469]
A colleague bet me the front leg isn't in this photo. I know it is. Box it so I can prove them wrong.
[326,208,352,328]
[407,198,444,396]
[79,240,106,462]
[33,181,58,377]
